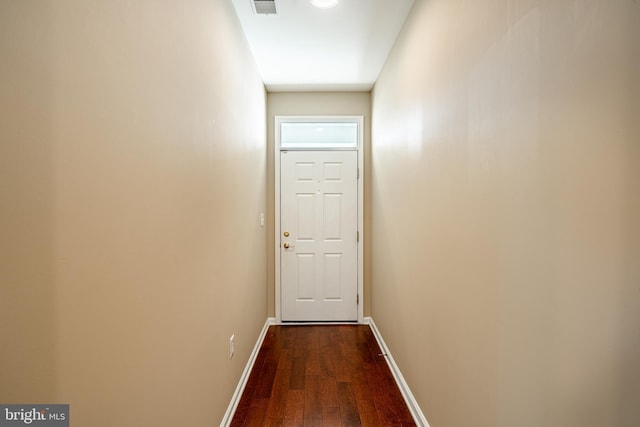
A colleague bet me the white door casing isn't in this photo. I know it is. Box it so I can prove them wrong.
[275,115,364,323]
[280,150,358,321]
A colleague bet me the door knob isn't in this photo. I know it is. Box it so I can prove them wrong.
[283,242,294,249]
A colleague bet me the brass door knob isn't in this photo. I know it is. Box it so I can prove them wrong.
[283,242,293,249]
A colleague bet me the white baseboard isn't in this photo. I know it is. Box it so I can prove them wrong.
[364,317,430,427]
[219,317,276,427]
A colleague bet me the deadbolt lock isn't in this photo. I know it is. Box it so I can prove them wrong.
[283,231,290,237]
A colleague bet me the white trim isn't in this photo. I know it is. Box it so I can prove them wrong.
[220,317,277,427]
[275,116,364,324]
[364,317,431,427]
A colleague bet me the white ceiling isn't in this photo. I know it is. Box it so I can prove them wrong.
[231,0,415,92]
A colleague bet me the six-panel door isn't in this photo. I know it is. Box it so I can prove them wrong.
[280,150,358,321]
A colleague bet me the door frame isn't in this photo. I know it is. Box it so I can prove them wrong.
[275,115,364,324]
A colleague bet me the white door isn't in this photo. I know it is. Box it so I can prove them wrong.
[280,150,358,321]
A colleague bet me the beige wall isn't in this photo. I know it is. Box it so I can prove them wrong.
[371,0,640,426]
[0,1,266,425]
[266,92,372,318]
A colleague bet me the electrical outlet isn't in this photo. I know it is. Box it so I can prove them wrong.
[229,334,235,359]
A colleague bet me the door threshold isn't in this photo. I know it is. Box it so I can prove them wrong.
[280,320,359,325]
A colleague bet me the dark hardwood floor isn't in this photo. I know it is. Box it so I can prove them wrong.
[230,324,417,427]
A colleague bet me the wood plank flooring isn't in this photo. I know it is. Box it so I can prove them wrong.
[230,325,416,427]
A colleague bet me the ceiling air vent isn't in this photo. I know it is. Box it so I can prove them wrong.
[252,0,277,15]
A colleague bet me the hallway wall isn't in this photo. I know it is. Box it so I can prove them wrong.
[371,0,640,426]
[0,1,266,425]
[266,92,372,318]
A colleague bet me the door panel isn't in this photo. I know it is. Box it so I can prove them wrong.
[296,194,315,239]
[281,150,358,321]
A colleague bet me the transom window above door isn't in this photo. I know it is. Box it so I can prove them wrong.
[280,121,358,150]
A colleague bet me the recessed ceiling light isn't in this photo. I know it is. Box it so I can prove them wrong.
[310,0,338,9]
